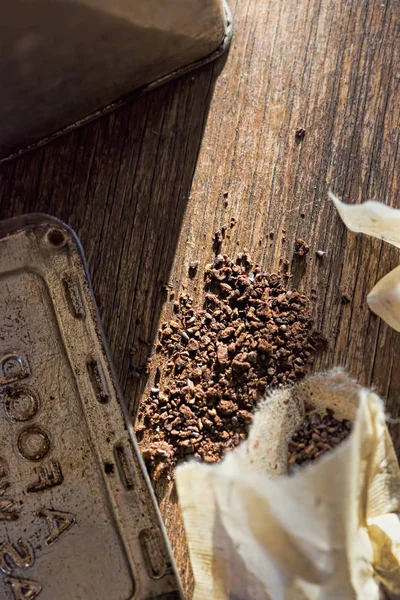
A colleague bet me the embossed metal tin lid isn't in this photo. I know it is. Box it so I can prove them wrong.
[0,215,182,600]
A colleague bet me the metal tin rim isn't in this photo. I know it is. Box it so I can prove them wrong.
[0,212,184,599]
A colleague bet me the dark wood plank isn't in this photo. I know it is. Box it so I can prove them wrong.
[1,0,400,596]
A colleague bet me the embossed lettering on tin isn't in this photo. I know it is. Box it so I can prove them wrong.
[3,387,39,422]
[17,426,51,462]
[27,461,64,493]
[0,354,30,387]
[37,509,75,546]
[0,540,34,575]
[0,458,18,522]
[4,576,42,600]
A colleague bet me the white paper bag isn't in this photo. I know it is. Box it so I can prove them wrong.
[176,371,400,600]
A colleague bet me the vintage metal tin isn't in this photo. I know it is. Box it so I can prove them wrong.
[0,0,232,162]
[0,215,182,599]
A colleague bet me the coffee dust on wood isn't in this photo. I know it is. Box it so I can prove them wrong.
[137,252,326,480]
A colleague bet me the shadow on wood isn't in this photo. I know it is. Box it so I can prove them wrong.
[0,60,221,423]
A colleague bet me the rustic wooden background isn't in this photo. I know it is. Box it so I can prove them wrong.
[1,0,400,595]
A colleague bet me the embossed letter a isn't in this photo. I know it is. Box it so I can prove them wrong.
[4,576,42,600]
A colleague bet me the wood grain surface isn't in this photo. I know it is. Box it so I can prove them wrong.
[1,0,400,595]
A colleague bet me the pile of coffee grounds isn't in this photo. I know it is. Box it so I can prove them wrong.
[288,408,352,469]
[137,252,325,480]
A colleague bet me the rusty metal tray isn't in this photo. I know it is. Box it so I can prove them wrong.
[0,214,182,599]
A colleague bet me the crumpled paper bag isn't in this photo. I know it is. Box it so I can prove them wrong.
[176,370,400,600]
[330,192,400,332]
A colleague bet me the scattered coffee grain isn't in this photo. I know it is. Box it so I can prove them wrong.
[288,408,352,469]
[294,238,310,257]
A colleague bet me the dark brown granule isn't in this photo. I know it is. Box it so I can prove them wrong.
[137,252,326,480]
[288,408,352,469]
[281,259,290,273]
[341,292,352,304]
[213,230,224,254]
[188,261,199,278]
[294,238,310,257]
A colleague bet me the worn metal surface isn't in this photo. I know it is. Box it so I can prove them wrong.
[0,215,182,599]
[0,0,231,162]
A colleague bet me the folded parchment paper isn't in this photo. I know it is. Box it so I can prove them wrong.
[330,192,400,333]
[176,371,400,600]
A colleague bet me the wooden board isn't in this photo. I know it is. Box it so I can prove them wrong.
[1,0,400,595]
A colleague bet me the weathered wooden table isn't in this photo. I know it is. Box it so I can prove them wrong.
[1,0,400,595]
